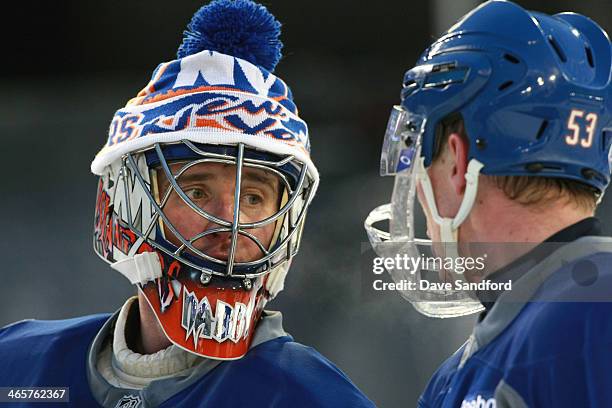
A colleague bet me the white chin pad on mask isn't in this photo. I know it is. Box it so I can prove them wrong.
[111,252,163,285]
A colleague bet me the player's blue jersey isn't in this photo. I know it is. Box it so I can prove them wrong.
[418,236,612,408]
[0,311,374,407]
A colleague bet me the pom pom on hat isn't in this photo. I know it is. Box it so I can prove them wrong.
[177,0,283,72]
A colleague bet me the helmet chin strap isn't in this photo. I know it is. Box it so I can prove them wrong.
[416,157,484,247]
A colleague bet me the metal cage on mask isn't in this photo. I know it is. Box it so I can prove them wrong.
[95,140,315,290]
[93,141,316,359]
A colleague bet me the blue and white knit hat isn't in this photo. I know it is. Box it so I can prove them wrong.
[90,0,318,187]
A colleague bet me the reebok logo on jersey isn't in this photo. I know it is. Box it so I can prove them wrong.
[461,394,496,408]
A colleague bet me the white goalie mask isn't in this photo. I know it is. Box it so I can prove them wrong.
[94,138,317,358]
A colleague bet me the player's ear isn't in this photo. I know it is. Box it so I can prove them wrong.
[447,132,469,196]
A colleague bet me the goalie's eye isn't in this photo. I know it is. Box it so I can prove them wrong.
[242,193,264,206]
[185,187,207,201]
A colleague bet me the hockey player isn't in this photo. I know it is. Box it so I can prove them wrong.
[0,1,374,407]
[365,1,612,406]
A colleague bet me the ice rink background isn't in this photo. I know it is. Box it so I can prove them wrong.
[1,1,610,406]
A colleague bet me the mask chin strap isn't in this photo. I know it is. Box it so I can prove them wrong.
[111,251,163,285]
[416,157,484,247]
[265,261,291,298]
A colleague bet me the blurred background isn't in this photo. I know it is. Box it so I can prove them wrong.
[1,0,611,406]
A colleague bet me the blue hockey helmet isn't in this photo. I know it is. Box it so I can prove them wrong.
[395,0,612,191]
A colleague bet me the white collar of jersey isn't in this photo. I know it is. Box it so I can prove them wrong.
[112,297,200,380]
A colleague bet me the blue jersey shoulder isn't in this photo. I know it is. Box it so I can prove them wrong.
[507,252,612,360]
[164,336,375,408]
[0,314,109,341]
[497,255,612,407]
[417,343,466,408]
[0,314,110,358]
[420,251,612,408]
[0,314,110,385]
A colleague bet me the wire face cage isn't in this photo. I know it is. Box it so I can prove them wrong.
[94,140,316,284]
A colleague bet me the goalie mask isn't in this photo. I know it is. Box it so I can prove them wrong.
[365,1,612,318]
[91,0,319,359]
